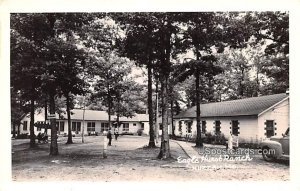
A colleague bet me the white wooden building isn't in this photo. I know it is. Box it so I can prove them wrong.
[174,93,289,143]
[19,109,149,136]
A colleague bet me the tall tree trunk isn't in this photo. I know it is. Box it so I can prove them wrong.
[82,95,85,143]
[208,76,214,102]
[82,110,85,142]
[29,97,36,148]
[195,70,203,147]
[158,75,171,159]
[44,100,48,133]
[47,15,58,153]
[148,64,155,147]
[239,68,245,97]
[195,50,203,147]
[158,23,172,159]
[116,100,120,130]
[108,104,111,130]
[17,123,20,136]
[108,88,111,130]
[170,99,175,138]
[66,94,73,144]
[12,122,16,138]
[255,67,260,97]
[155,80,159,144]
[49,92,58,155]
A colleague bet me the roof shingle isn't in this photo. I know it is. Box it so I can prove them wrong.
[58,109,149,122]
[175,93,288,118]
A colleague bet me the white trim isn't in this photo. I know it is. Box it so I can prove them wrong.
[258,97,289,117]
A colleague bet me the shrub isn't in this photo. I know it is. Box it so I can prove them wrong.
[213,133,227,145]
[121,132,134,135]
[203,132,227,145]
[203,131,214,144]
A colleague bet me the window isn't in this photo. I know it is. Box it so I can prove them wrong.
[231,120,239,136]
[23,121,28,131]
[72,122,76,131]
[60,122,64,132]
[215,120,221,134]
[186,121,193,133]
[141,123,144,130]
[133,123,136,126]
[178,121,182,132]
[56,121,65,133]
[87,122,96,132]
[123,123,129,132]
[159,124,163,130]
[101,123,109,132]
[202,121,207,133]
[72,122,81,133]
[265,120,275,138]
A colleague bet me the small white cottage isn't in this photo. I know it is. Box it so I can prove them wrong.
[19,109,150,136]
[174,93,289,143]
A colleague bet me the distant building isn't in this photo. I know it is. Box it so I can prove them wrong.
[19,109,150,136]
[174,93,289,143]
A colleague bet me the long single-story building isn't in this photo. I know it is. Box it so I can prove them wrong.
[19,109,150,136]
[174,93,289,143]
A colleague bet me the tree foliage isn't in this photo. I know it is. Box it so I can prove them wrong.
[11,13,94,153]
[10,12,289,157]
[247,12,289,94]
[90,53,144,126]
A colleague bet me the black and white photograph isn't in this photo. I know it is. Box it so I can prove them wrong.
[1,1,300,190]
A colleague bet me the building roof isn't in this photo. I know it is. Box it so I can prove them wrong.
[174,93,289,119]
[58,109,149,122]
[119,114,149,122]
[59,109,110,121]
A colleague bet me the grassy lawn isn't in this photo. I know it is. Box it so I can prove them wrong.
[12,135,189,181]
[12,135,289,181]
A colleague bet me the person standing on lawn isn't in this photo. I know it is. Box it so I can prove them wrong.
[114,128,119,140]
[107,130,112,146]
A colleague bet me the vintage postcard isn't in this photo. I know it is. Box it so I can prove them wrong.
[1,0,300,191]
